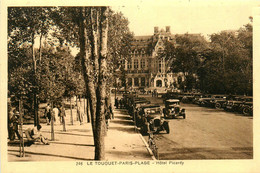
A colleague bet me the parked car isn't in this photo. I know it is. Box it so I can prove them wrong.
[132,100,151,120]
[224,96,245,112]
[138,105,169,135]
[181,93,195,103]
[197,94,212,106]
[192,93,204,104]
[163,99,186,119]
[162,91,179,103]
[241,97,253,116]
[208,95,227,109]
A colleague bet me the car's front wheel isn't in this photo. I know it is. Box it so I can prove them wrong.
[243,106,250,116]
[215,103,222,109]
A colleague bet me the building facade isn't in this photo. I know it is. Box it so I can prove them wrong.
[125,26,183,89]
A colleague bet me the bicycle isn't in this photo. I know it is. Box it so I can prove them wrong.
[148,131,159,159]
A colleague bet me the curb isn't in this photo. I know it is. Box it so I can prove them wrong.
[136,127,157,160]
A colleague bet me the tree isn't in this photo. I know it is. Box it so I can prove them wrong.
[163,33,209,91]
[50,7,132,160]
[197,22,252,95]
[107,11,133,88]
[8,7,53,126]
[9,6,133,160]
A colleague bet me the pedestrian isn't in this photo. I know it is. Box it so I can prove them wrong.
[45,103,51,125]
[52,105,59,125]
[105,98,114,128]
[119,99,122,109]
[77,105,83,125]
[109,103,114,119]
[115,97,119,109]
[59,104,66,131]
[24,125,49,145]
[8,103,16,140]
[9,109,21,141]
[57,105,62,125]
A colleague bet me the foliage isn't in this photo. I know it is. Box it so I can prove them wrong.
[198,23,252,95]
[163,33,209,91]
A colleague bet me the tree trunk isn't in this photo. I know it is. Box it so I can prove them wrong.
[39,32,43,63]
[79,7,97,140]
[86,97,90,123]
[78,6,109,160]
[94,7,109,160]
[32,32,39,127]
[70,96,73,125]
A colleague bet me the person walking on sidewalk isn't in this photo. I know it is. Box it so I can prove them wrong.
[119,99,122,109]
[59,104,66,131]
[45,103,51,125]
[115,97,119,109]
[53,105,59,125]
[77,105,83,125]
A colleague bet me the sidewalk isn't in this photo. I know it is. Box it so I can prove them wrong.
[105,108,152,160]
[7,107,152,161]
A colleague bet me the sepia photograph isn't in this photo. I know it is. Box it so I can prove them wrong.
[1,0,260,172]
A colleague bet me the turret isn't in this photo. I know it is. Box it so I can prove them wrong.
[166,26,171,33]
[154,26,159,34]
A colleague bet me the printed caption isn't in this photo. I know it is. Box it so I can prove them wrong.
[76,161,184,166]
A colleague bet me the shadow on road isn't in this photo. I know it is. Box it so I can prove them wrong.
[41,130,93,137]
[115,109,129,114]
[108,126,136,134]
[116,116,132,121]
[112,120,134,126]
[8,140,33,147]
[50,141,94,147]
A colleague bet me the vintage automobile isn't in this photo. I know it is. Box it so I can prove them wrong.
[126,96,148,115]
[163,99,186,119]
[138,105,170,135]
[224,96,245,112]
[131,100,151,121]
[197,94,212,106]
[162,91,180,103]
[181,93,194,103]
[192,93,204,104]
[240,97,253,116]
[208,95,227,109]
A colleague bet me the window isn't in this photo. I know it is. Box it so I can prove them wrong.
[134,59,139,69]
[134,78,139,87]
[141,77,145,86]
[128,78,132,87]
[141,59,145,69]
[158,47,163,54]
[159,60,162,73]
[127,60,132,70]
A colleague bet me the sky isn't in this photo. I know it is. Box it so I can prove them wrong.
[112,0,259,37]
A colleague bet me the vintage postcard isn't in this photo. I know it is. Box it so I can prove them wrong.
[1,0,260,173]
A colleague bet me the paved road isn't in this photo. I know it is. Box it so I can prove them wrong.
[142,95,253,160]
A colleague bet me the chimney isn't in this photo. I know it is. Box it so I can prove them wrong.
[154,26,159,34]
[166,26,171,33]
